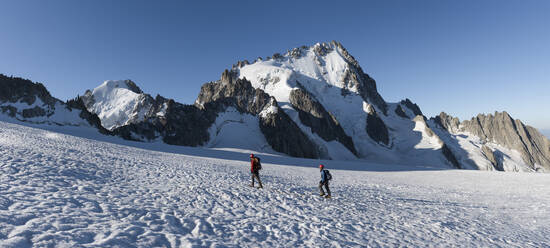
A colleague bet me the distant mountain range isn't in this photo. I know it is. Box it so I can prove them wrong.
[1,41,549,172]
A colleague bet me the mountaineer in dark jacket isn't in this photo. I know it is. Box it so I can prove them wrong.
[249,154,263,189]
[319,164,331,198]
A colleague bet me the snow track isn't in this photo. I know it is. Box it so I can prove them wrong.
[0,121,549,247]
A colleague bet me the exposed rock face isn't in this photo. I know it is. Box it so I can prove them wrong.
[0,74,58,118]
[124,80,143,94]
[333,41,388,114]
[197,70,320,158]
[365,105,389,145]
[394,105,409,119]
[441,144,461,169]
[196,70,272,115]
[461,112,550,171]
[0,74,113,129]
[110,95,214,146]
[289,87,357,156]
[0,106,17,117]
[400,99,422,116]
[21,106,46,118]
[433,112,460,133]
[259,104,319,158]
[481,145,500,171]
[0,74,57,107]
[66,97,112,134]
[155,99,213,146]
[413,115,461,168]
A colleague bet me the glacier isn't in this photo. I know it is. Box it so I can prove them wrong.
[0,121,549,247]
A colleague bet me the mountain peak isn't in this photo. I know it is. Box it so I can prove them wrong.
[97,80,143,94]
[81,79,152,130]
[233,41,386,112]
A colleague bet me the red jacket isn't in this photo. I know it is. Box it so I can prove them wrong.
[250,158,259,173]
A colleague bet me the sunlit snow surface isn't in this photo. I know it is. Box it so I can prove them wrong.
[1,121,549,247]
[85,80,151,131]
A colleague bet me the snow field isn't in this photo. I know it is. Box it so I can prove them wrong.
[0,99,88,126]
[1,121,549,247]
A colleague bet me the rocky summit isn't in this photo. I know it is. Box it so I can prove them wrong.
[1,41,549,172]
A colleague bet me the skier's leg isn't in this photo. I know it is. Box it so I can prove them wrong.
[249,173,255,187]
[318,181,325,196]
[254,173,263,188]
[258,174,263,188]
[325,181,331,196]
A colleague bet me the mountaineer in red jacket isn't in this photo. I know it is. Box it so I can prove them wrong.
[249,154,263,189]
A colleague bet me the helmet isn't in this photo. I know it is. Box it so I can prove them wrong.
[250,154,254,158]
[319,164,324,169]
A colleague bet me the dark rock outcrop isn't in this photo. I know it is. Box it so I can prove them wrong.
[333,41,388,115]
[157,99,214,146]
[0,74,58,119]
[196,70,320,158]
[394,105,409,119]
[259,103,319,158]
[109,95,214,146]
[441,144,461,169]
[413,115,461,168]
[21,106,47,118]
[400,99,422,116]
[196,70,272,115]
[432,112,460,133]
[66,97,113,134]
[0,74,57,107]
[0,106,17,117]
[289,87,357,156]
[365,106,389,145]
[124,80,143,94]
[461,112,550,171]
[481,145,501,171]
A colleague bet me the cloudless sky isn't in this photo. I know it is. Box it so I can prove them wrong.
[1,0,549,132]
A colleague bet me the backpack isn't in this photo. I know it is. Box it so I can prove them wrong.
[255,157,262,171]
[324,170,332,181]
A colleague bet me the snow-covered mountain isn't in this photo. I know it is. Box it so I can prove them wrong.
[81,80,155,131]
[1,41,549,172]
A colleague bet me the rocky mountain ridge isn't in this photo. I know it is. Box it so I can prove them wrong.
[1,41,549,172]
[434,111,550,171]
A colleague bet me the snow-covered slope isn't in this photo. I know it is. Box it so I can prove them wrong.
[81,80,153,131]
[1,121,549,247]
[206,107,276,154]
[235,42,455,167]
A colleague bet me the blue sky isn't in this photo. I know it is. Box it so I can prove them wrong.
[1,0,549,132]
